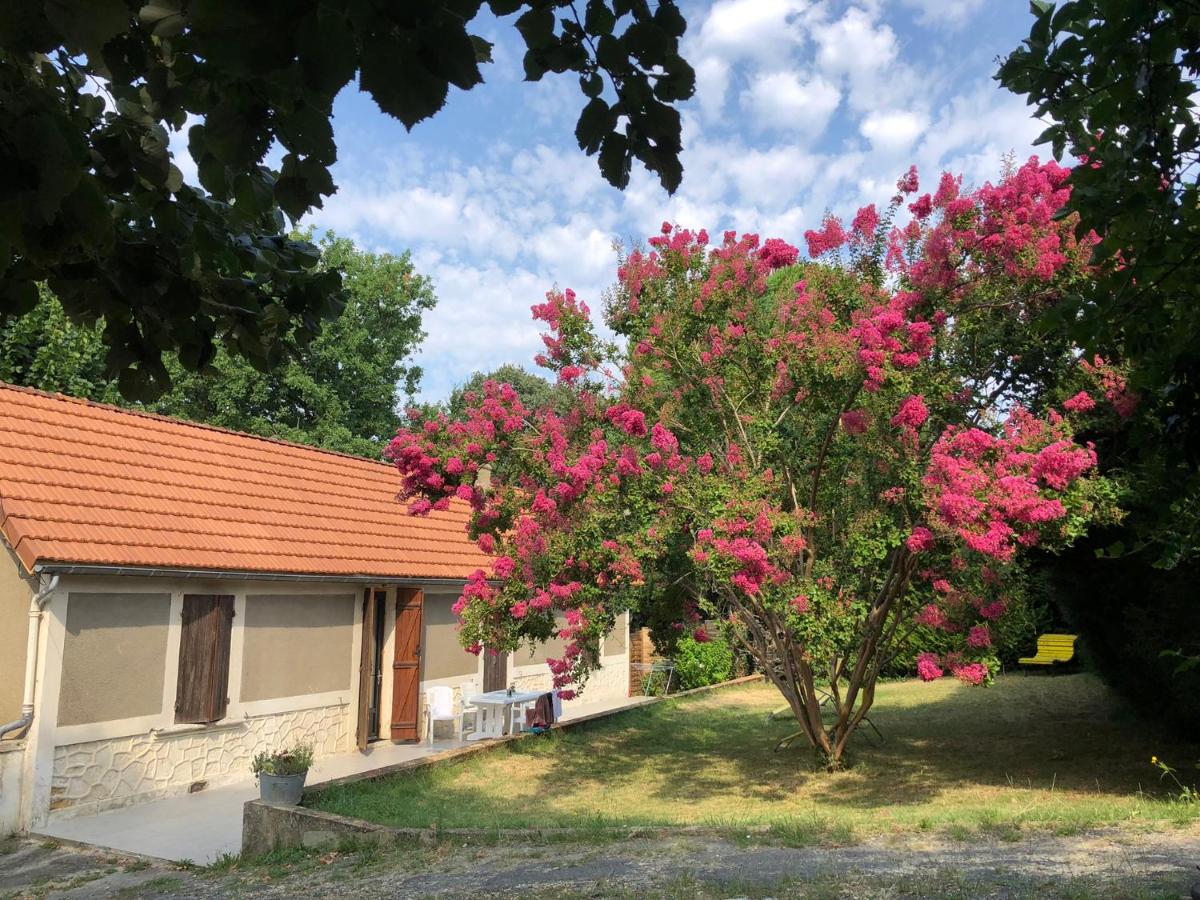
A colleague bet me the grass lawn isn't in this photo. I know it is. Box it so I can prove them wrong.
[309,673,1200,840]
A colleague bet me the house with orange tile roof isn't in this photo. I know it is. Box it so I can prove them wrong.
[0,384,629,834]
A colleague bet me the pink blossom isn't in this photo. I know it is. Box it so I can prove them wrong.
[1062,391,1096,413]
[966,624,992,648]
[916,652,944,681]
[951,662,989,685]
[896,165,919,195]
[759,238,799,269]
[891,394,929,429]
[906,527,935,553]
[915,604,951,630]
[979,600,1007,620]
[804,215,846,257]
[851,204,880,242]
[841,409,870,435]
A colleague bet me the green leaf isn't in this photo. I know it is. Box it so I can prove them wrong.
[575,97,613,154]
[427,25,486,91]
[275,104,336,165]
[0,279,39,316]
[360,36,450,130]
[46,0,129,53]
[584,0,616,36]
[515,7,555,49]
[598,131,631,189]
[295,9,358,96]
[523,50,548,82]
[580,72,604,98]
[470,34,494,64]
[653,2,687,38]
[139,0,186,37]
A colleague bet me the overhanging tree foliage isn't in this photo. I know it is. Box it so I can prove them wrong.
[0,232,432,458]
[0,0,694,399]
[390,160,1120,764]
[151,233,435,457]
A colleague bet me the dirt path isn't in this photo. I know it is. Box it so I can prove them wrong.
[3,827,1198,899]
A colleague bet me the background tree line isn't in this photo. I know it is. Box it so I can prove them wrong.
[1,232,435,460]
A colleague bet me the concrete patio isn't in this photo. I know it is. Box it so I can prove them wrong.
[36,693,653,863]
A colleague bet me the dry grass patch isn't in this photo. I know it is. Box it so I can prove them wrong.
[309,673,1200,839]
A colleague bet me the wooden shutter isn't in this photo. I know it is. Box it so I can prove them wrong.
[356,588,381,751]
[389,587,423,741]
[175,595,234,724]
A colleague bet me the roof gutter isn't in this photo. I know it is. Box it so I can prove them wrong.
[0,575,60,740]
[32,563,476,588]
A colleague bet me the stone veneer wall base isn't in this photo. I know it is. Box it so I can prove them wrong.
[51,704,349,818]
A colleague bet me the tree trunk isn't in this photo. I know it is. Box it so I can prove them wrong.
[723,552,915,767]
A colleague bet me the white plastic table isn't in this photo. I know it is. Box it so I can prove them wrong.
[464,689,543,741]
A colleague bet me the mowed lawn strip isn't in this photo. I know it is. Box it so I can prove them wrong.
[309,674,1200,838]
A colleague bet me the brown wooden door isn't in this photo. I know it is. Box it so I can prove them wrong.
[483,647,507,692]
[355,588,381,751]
[390,587,423,741]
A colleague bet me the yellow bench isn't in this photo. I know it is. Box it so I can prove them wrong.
[1018,633,1078,669]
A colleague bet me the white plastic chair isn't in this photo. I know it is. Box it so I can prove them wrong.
[425,685,456,743]
[459,679,480,735]
[509,700,532,734]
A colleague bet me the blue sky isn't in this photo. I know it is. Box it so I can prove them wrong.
[299,0,1042,404]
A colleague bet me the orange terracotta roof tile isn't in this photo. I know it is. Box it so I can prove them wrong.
[0,383,491,580]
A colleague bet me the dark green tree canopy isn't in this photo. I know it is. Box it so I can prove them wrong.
[0,232,434,458]
[446,363,564,419]
[999,0,1200,564]
[0,0,694,400]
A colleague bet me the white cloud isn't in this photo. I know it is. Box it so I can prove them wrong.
[859,109,928,154]
[899,0,986,29]
[814,7,897,78]
[304,1,1047,405]
[685,0,811,118]
[812,6,920,114]
[740,71,841,136]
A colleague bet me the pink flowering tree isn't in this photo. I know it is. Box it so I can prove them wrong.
[389,158,1120,765]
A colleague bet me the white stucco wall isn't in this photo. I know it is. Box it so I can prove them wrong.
[33,575,363,824]
[508,611,631,710]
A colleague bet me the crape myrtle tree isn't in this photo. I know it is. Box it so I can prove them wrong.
[390,159,1122,765]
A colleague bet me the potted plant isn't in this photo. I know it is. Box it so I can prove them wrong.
[250,744,313,805]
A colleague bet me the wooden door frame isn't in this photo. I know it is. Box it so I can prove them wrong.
[389,586,424,742]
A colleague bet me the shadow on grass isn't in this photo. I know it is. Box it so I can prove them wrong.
[310,673,1198,831]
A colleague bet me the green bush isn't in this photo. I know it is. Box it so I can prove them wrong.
[673,634,734,690]
[251,744,313,776]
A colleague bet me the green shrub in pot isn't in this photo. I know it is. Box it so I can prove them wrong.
[250,744,314,777]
